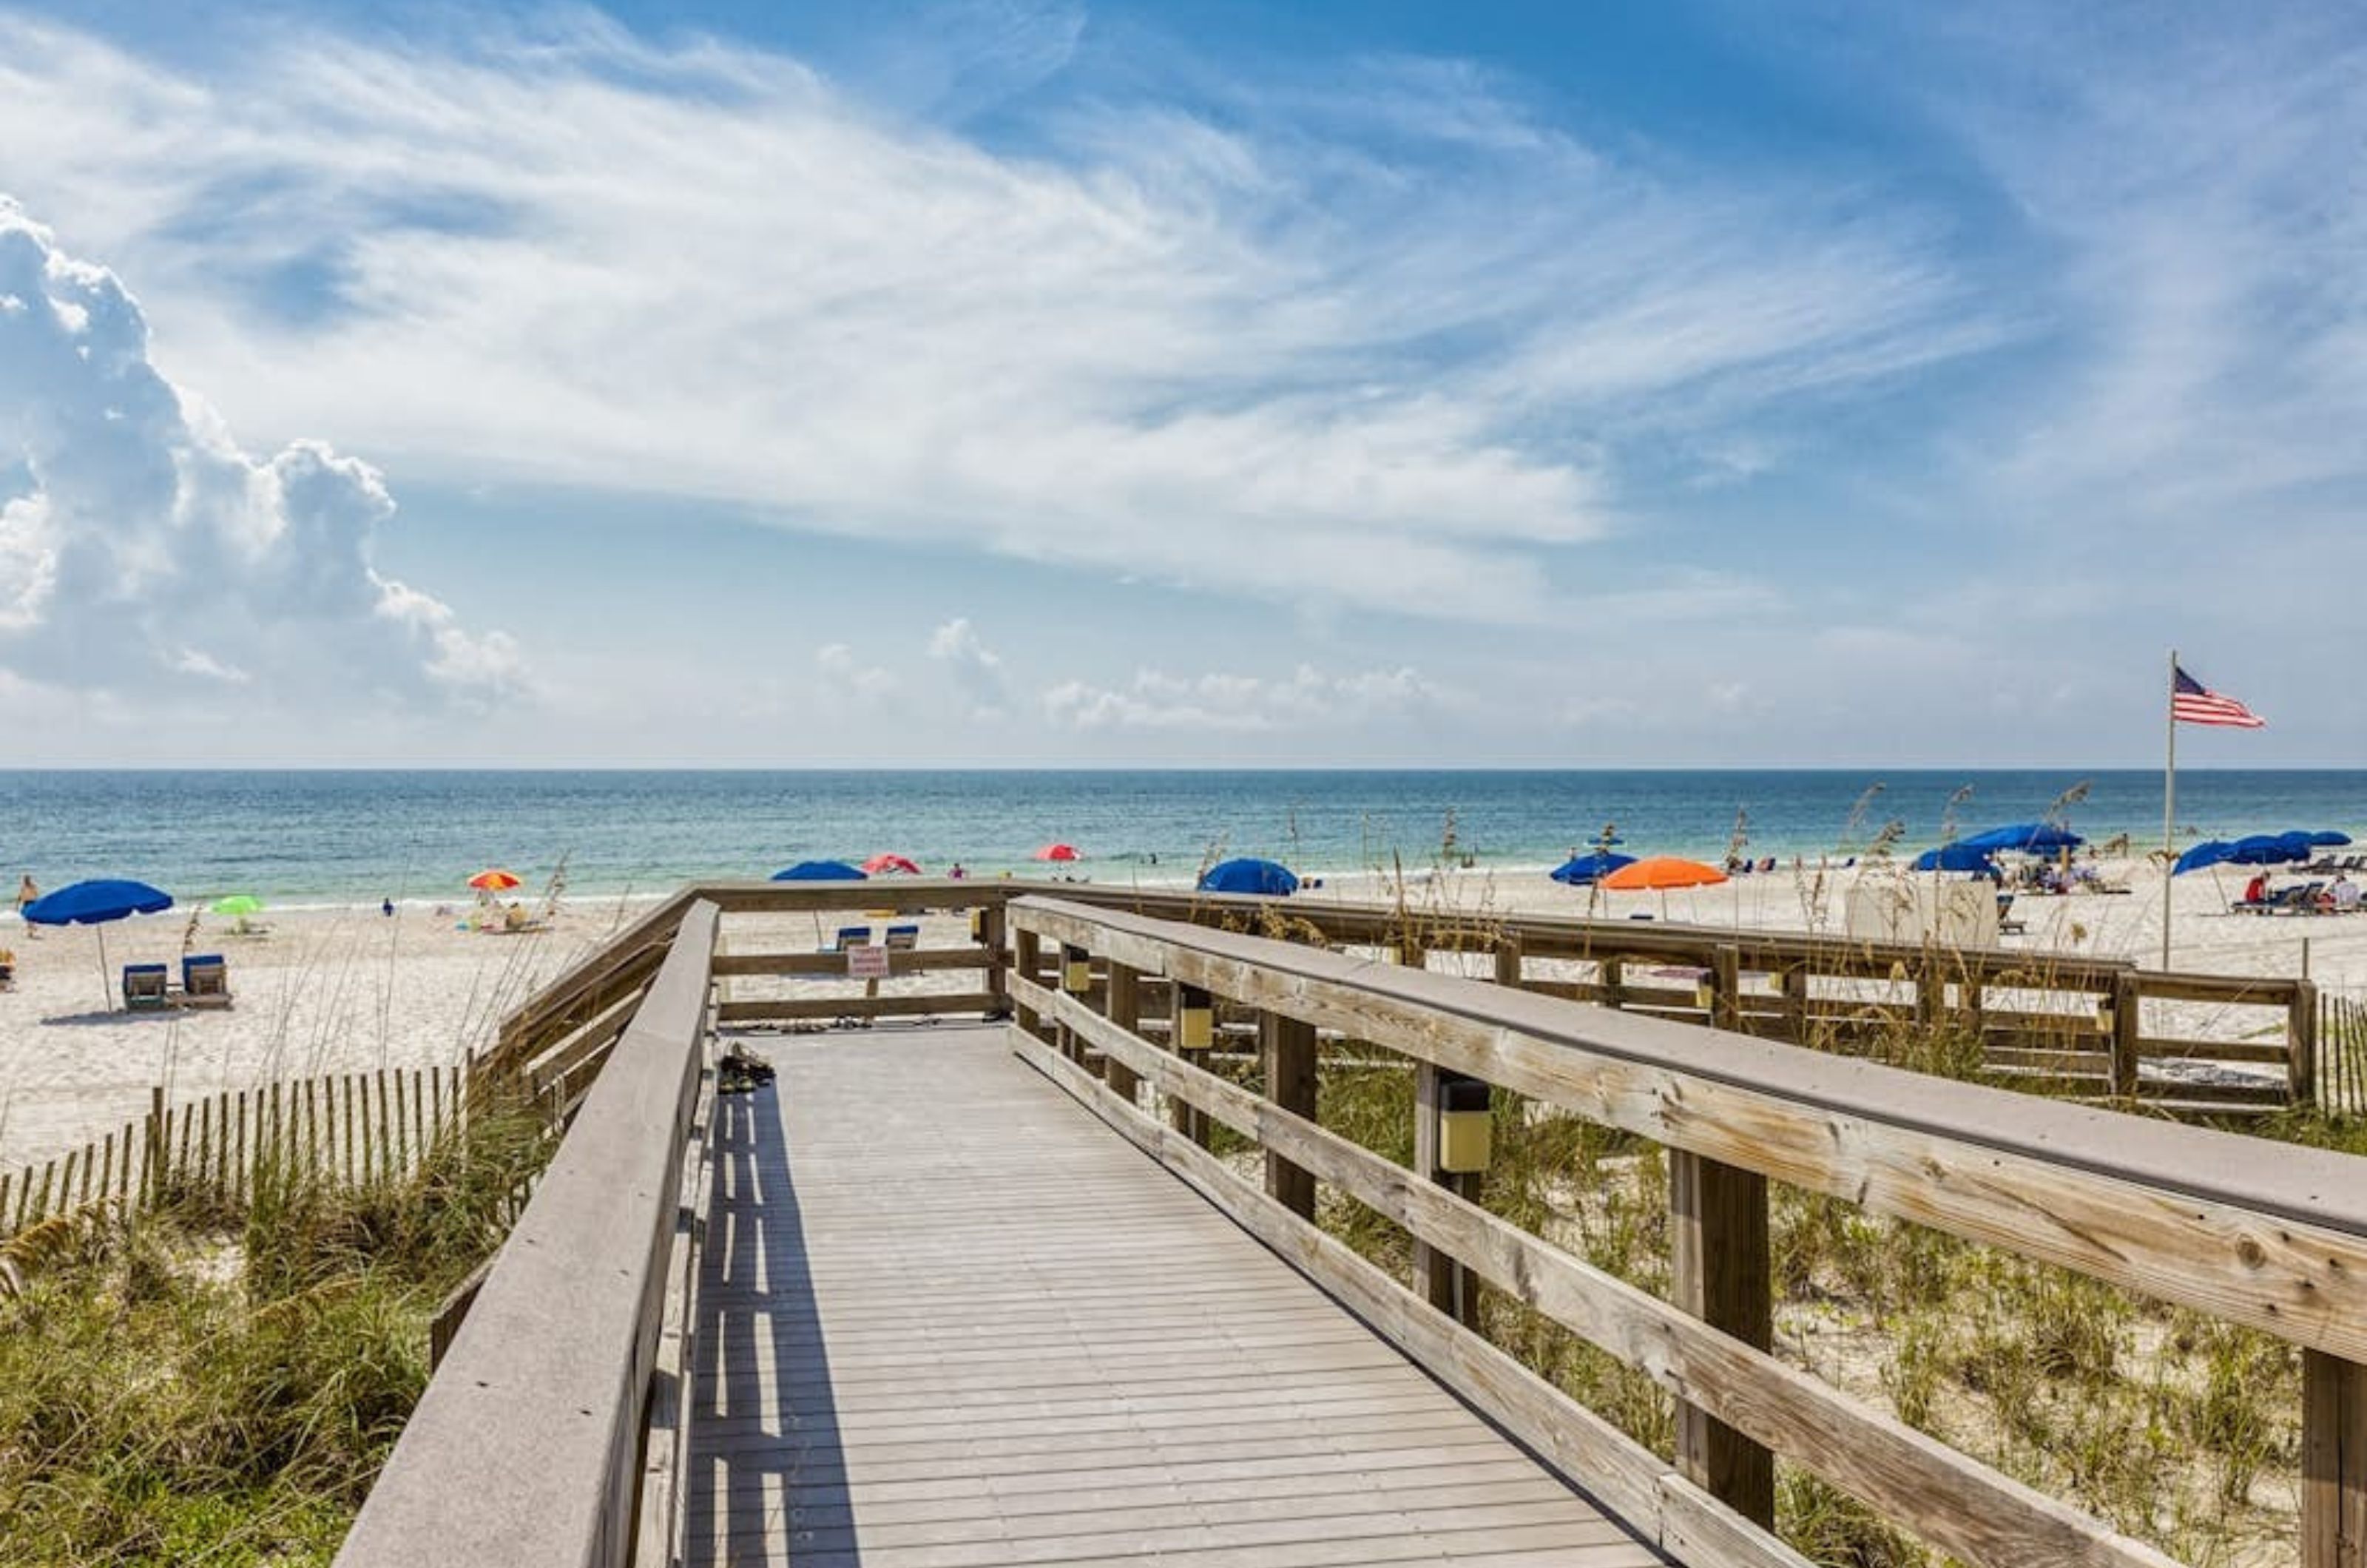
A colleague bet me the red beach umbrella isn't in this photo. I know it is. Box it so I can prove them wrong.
[861,854,922,876]
[467,868,523,892]
[1033,843,1081,862]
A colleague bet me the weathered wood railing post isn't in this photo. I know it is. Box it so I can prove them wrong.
[1058,944,1091,1065]
[1013,927,1044,1041]
[2295,978,2323,1109]
[1711,944,1742,1032]
[1779,963,1809,1041]
[981,898,1010,1019]
[2110,973,2143,1100]
[1261,1009,1319,1220]
[1172,983,1212,1146]
[1601,956,1624,1010]
[1669,1147,1775,1530]
[2306,1349,2367,1567]
[1492,935,1523,991]
[1412,1062,1486,1330]
[1105,961,1143,1110]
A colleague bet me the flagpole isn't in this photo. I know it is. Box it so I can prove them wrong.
[2161,647,2178,970]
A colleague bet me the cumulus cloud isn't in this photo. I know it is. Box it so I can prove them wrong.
[0,14,1987,624]
[928,618,1009,717]
[1042,663,1436,731]
[0,199,517,705]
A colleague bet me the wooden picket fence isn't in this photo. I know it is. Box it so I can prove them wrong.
[0,1061,476,1238]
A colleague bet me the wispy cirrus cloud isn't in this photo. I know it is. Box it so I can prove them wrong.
[0,10,1989,626]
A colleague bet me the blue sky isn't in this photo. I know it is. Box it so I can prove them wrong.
[1,0,2361,766]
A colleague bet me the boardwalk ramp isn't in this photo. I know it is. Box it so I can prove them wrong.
[687,1024,1664,1568]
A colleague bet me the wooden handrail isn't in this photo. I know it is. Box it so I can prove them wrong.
[1006,894,2367,1568]
[335,899,719,1568]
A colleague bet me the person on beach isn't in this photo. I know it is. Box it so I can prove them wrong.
[382,897,396,918]
[2242,871,2271,909]
[16,873,36,933]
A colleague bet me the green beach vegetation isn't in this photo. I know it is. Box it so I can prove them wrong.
[0,1095,551,1567]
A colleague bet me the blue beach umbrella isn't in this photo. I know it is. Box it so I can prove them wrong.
[22,879,175,1008]
[2305,831,2353,847]
[1912,844,1996,874]
[1550,851,1635,885]
[770,860,868,882]
[22,879,174,925]
[1959,822,2084,854]
[2226,834,2306,865]
[2172,840,2238,876]
[1199,858,1299,896]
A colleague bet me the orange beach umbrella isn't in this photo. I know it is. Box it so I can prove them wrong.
[1598,856,1727,892]
[467,868,523,892]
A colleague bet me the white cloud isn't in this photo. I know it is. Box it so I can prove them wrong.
[0,13,1986,625]
[0,198,517,705]
[927,618,1008,717]
[1042,663,1436,731]
[814,641,897,703]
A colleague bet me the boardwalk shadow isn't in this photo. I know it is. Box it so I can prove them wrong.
[686,1076,856,1567]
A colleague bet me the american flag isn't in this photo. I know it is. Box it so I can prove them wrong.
[2172,665,2265,729]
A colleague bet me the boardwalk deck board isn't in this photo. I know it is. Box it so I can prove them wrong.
[684,1024,1667,1568]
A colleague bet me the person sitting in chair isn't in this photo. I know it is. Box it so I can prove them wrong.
[2242,871,2271,908]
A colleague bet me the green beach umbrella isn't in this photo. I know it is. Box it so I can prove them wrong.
[212,895,265,916]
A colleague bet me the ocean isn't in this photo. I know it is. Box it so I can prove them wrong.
[1,769,2360,908]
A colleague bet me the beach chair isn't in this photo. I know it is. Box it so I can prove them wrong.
[821,925,871,953]
[1996,893,2025,936]
[0,947,13,991]
[121,963,171,1012]
[884,925,920,952]
[180,953,233,1008]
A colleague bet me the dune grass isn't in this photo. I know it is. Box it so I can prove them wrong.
[0,1096,551,1568]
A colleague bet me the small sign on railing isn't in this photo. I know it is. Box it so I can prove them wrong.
[847,944,891,980]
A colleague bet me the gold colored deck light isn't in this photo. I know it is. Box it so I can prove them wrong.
[1062,944,1093,993]
[1435,1074,1493,1175]
[1176,983,1214,1052]
[969,908,986,942]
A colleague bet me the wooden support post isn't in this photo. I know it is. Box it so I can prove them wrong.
[2295,978,2323,1109]
[1106,961,1144,1110]
[1492,936,1523,991]
[1013,927,1044,1041]
[1780,964,1809,1043]
[1601,956,1624,1010]
[2306,1349,2367,1567]
[1411,1061,1485,1330]
[1058,944,1090,1066]
[1669,1148,1775,1530]
[982,900,1010,1020]
[1172,983,1212,1147]
[1711,944,1742,1033]
[2110,973,2143,1101]
[1261,1010,1319,1220]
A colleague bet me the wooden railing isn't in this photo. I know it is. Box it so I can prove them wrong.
[1004,893,2367,1568]
[334,899,720,1568]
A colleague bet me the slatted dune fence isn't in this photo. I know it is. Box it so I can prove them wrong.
[0,1062,473,1238]
[2325,990,2367,1118]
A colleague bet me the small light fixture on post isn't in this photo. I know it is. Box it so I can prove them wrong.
[1062,944,1092,994]
[1435,1073,1492,1175]
[1176,983,1214,1052]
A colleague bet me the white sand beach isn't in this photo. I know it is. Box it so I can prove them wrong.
[4,858,2359,1172]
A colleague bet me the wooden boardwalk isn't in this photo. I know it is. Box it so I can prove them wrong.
[684,1023,1665,1568]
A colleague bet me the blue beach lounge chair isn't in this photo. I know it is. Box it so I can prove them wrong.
[181,953,233,1008]
[121,964,171,1012]
[822,925,871,953]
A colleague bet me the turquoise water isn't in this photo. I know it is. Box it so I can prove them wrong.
[1,769,2360,907]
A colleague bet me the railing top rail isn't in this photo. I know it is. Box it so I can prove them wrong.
[1010,895,2363,1243]
[337,899,720,1568]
